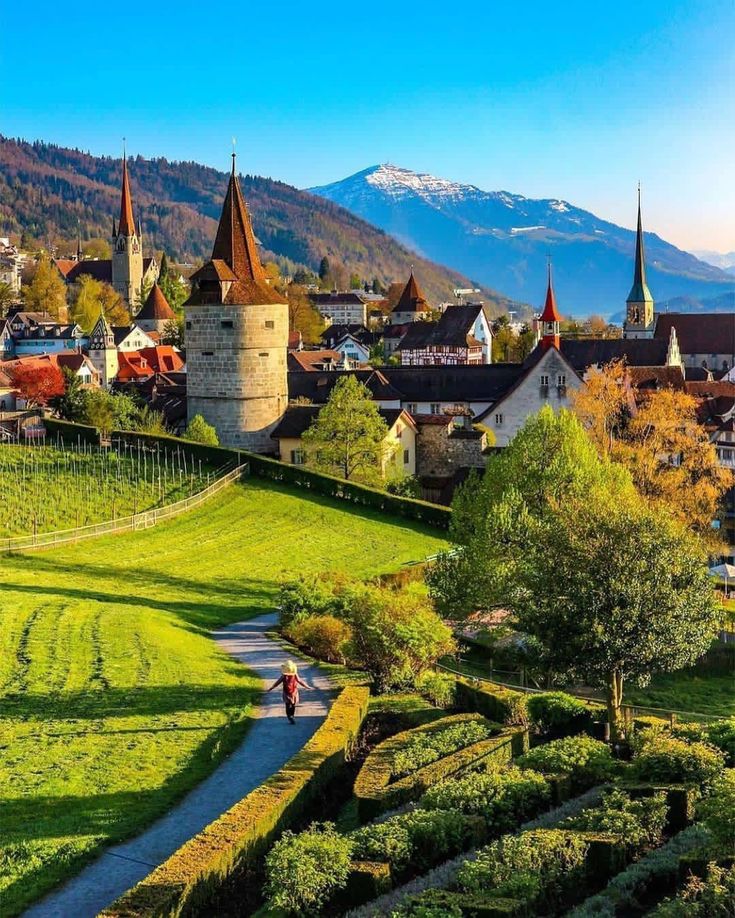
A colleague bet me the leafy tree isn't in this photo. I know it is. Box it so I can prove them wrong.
[287,284,324,344]
[349,272,361,289]
[71,275,129,331]
[184,414,219,446]
[160,317,184,347]
[302,375,391,485]
[135,405,167,435]
[0,281,17,313]
[51,366,86,420]
[292,267,315,285]
[156,253,189,313]
[82,389,115,435]
[428,407,719,739]
[21,255,67,319]
[82,238,111,259]
[372,276,385,295]
[572,362,733,537]
[10,363,65,407]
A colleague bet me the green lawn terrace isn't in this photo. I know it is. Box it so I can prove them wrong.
[0,441,215,537]
[0,478,446,915]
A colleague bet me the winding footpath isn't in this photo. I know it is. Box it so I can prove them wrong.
[23,612,334,918]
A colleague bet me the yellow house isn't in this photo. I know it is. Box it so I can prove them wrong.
[270,404,417,480]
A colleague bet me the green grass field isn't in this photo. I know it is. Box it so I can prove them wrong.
[0,479,445,915]
[0,443,210,537]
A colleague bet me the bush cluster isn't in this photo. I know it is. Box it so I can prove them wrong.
[421,766,551,831]
[350,809,481,876]
[698,769,735,851]
[562,788,667,848]
[264,823,352,915]
[415,670,456,709]
[672,718,735,767]
[528,691,591,734]
[392,720,493,778]
[279,575,455,692]
[517,735,618,788]
[632,732,725,786]
[456,828,589,907]
[651,863,735,917]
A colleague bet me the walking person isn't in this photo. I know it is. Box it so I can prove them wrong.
[267,660,311,724]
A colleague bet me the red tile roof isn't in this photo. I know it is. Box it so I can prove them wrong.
[136,283,175,322]
[137,346,185,374]
[393,271,430,314]
[117,351,151,382]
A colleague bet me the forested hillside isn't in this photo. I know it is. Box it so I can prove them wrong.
[0,137,522,311]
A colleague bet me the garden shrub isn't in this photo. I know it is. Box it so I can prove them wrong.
[392,719,494,777]
[350,809,484,876]
[651,863,735,917]
[527,691,591,735]
[279,574,347,629]
[389,888,465,917]
[562,788,667,848]
[416,670,456,709]
[264,822,353,915]
[705,718,735,767]
[517,735,618,789]
[698,769,735,851]
[286,614,353,664]
[457,828,589,908]
[455,677,529,726]
[632,733,725,786]
[421,766,551,830]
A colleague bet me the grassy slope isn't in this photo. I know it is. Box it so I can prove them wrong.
[0,479,446,915]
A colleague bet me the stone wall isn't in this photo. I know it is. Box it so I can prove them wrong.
[416,421,486,478]
[185,301,289,453]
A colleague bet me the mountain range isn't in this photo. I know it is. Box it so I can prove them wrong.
[311,164,734,318]
[0,137,520,312]
[692,250,735,276]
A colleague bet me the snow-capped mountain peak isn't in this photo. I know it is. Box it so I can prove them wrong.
[362,163,480,202]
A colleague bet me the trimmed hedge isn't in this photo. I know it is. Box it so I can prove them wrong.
[111,429,241,470]
[101,684,369,918]
[455,678,530,727]
[44,416,100,446]
[353,714,528,822]
[245,451,452,529]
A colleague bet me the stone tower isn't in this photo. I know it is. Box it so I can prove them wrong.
[623,189,655,340]
[184,155,288,452]
[88,311,118,388]
[390,270,430,324]
[111,155,144,308]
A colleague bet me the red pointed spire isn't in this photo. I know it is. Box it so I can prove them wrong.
[118,155,136,237]
[539,261,561,351]
[540,262,561,323]
[393,269,429,314]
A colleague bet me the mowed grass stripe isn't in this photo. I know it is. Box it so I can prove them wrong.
[0,479,446,915]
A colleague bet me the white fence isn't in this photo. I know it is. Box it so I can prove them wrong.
[1,463,248,553]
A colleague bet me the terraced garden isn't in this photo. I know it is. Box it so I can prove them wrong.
[0,478,446,916]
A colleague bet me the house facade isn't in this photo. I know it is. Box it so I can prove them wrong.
[397,304,493,366]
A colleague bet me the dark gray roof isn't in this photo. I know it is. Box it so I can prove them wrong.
[654,313,735,356]
[398,305,484,351]
[288,364,527,405]
[559,338,669,372]
[271,404,406,440]
[309,292,368,306]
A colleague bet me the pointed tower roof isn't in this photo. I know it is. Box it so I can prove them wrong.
[540,263,561,323]
[393,270,429,314]
[627,189,653,304]
[118,156,136,237]
[137,283,176,321]
[188,154,282,306]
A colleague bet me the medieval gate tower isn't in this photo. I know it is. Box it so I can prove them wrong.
[184,155,289,451]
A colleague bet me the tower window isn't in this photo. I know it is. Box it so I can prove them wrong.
[259,352,268,357]
[495,413,503,425]
[202,351,214,356]
[265,320,275,329]
[185,321,192,330]
[221,320,233,329]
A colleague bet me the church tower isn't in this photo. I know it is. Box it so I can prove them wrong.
[539,262,561,351]
[184,154,288,452]
[111,154,144,308]
[623,189,655,339]
[88,311,119,389]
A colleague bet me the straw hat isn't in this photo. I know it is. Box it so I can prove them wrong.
[282,660,298,675]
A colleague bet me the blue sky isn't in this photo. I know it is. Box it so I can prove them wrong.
[2,0,733,251]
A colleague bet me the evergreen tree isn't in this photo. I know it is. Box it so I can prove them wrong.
[318,256,331,282]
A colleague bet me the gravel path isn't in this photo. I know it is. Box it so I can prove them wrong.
[23,612,333,918]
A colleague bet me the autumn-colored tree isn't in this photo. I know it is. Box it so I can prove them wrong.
[21,255,67,319]
[287,284,324,344]
[10,363,65,407]
[0,281,17,314]
[71,275,129,332]
[83,238,111,259]
[572,361,732,536]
